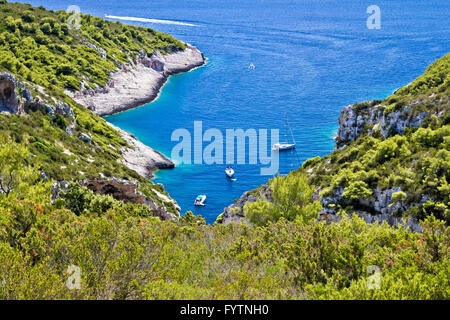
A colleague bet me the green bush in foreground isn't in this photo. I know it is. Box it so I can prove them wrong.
[0,141,448,299]
[245,172,321,226]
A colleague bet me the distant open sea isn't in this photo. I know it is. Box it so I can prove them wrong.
[19,0,450,223]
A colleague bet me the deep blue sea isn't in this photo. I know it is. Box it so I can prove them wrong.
[19,0,450,223]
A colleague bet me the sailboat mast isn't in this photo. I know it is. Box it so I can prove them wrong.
[284,115,301,166]
[284,114,296,145]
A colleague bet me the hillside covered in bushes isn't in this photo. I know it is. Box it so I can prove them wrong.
[0,1,185,94]
[0,1,448,300]
[0,1,184,217]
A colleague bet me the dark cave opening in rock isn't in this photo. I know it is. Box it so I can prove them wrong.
[101,184,119,196]
[3,86,12,100]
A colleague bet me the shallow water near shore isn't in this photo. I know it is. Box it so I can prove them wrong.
[21,0,450,223]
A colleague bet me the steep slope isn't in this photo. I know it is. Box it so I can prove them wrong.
[0,2,448,300]
[0,1,206,218]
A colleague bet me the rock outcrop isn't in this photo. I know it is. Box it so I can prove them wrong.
[107,123,174,178]
[0,72,33,114]
[335,101,438,149]
[80,178,179,221]
[217,185,272,225]
[318,210,423,232]
[319,186,424,232]
[70,45,205,116]
[0,72,75,120]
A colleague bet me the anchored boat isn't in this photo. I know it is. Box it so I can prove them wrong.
[194,195,207,206]
[272,143,295,151]
[272,115,301,169]
[225,167,235,178]
[273,115,298,153]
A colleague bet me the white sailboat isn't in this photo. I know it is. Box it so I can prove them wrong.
[273,116,297,152]
[272,143,295,151]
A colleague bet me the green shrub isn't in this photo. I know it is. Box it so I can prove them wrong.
[245,172,321,226]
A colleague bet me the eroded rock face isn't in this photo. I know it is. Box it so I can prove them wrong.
[336,102,433,150]
[0,75,15,111]
[218,185,272,225]
[0,72,75,120]
[0,73,25,113]
[81,179,178,221]
[83,179,146,204]
[319,186,425,232]
[324,100,442,230]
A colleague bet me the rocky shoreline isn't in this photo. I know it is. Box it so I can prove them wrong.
[70,45,205,117]
[108,122,175,178]
[69,45,205,178]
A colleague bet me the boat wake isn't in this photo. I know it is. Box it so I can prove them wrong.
[105,15,198,27]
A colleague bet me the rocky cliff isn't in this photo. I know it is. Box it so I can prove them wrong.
[81,179,179,220]
[0,71,174,178]
[66,45,206,177]
[335,100,445,150]
[216,185,273,225]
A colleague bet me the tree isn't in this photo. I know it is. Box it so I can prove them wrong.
[342,180,373,200]
[245,172,320,226]
[22,11,35,23]
[40,22,52,35]
[0,139,36,196]
[391,191,407,204]
[5,16,16,32]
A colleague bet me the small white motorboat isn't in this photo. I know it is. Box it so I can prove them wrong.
[272,143,296,151]
[225,167,235,178]
[194,195,207,206]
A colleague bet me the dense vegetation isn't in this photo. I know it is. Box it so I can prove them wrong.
[0,1,185,96]
[244,173,321,227]
[0,142,448,299]
[0,1,180,214]
[0,2,448,300]
[308,118,449,222]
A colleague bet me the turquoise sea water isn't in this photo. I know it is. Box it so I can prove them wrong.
[20,0,450,223]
